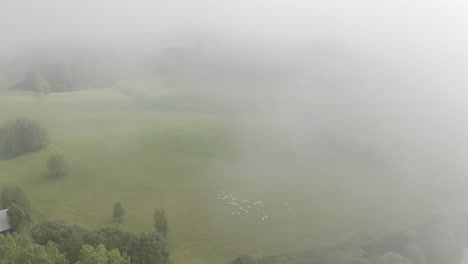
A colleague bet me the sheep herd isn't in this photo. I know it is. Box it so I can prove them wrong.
[210,186,291,221]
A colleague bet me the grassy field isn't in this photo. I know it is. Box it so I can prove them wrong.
[0,79,429,263]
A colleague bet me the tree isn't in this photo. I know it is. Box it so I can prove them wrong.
[7,203,29,232]
[113,203,125,222]
[128,232,170,264]
[0,233,67,264]
[31,221,88,263]
[1,185,31,217]
[76,244,130,264]
[153,208,168,238]
[0,118,49,157]
[47,150,68,177]
[84,226,134,256]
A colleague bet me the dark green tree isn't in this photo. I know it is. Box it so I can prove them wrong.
[84,226,134,255]
[128,232,170,264]
[7,203,29,232]
[1,185,31,217]
[76,244,130,264]
[0,233,67,264]
[47,150,68,177]
[0,118,49,157]
[153,208,168,238]
[31,221,88,263]
[113,203,125,223]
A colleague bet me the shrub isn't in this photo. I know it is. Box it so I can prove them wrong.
[47,150,68,177]
[0,118,49,157]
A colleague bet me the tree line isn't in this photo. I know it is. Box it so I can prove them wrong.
[0,185,171,264]
[12,58,116,94]
[0,118,68,178]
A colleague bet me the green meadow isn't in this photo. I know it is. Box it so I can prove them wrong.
[0,79,428,263]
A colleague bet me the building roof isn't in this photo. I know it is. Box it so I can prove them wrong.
[0,209,12,232]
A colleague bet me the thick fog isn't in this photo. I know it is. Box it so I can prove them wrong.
[3,0,468,240]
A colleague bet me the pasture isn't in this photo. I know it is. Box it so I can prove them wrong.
[0,79,428,263]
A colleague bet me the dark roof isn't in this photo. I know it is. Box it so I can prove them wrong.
[0,209,12,232]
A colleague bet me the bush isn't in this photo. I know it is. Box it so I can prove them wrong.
[47,150,68,177]
[0,118,49,157]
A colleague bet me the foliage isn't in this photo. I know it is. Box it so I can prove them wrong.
[47,150,68,177]
[1,185,31,217]
[7,203,29,232]
[84,226,134,255]
[231,254,258,264]
[76,244,130,264]
[31,221,88,263]
[113,202,125,222]
[12,58,117,93]
[153,208,168,238]
[128,232,170,264]
[0,233,67,264]
[32,221,170,264]
[0,118,49,157]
